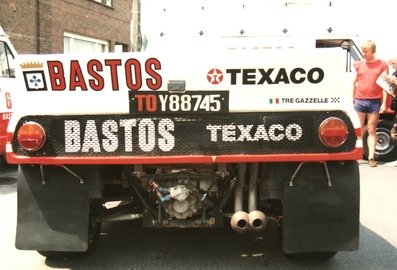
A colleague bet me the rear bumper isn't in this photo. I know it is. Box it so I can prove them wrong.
[7,149,363,165]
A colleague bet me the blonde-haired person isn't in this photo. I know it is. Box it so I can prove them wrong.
[353,40,389,167]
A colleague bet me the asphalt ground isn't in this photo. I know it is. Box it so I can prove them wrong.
[0,161,396,270]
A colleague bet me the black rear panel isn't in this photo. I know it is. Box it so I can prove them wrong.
[12,111,356,157]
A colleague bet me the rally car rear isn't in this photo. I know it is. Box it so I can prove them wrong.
[7,46,362,258]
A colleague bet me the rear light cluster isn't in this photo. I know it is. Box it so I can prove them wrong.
[17,121,46,151]
[319,117,348,148]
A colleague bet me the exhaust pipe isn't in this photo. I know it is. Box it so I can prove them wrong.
[248,163,259,212]
[234,163,246,213]
[230,211,250,233]
[248,210,267,232]
[230,163,267,233]
[230,164,248,233]
[247,164,267,232]
[244,163,267,232]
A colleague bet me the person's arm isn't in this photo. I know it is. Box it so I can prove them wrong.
[352,62,358,100]
[380,89,389,113]
[352,74,357,100]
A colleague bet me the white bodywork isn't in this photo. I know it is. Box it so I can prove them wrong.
[6,0,362,159]
[10,48,356,114]
[0,27,17,155]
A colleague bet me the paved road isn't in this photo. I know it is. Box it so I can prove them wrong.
[0,162,396,270]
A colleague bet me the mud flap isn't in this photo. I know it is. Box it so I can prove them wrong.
[282,161,360,254]
[16,165,89,252]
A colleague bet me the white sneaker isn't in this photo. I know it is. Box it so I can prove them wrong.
[385,160,397,167]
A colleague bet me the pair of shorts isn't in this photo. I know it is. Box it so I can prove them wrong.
[354,98,381,114]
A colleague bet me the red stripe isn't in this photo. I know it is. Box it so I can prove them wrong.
[0,115,10,154]
[6,149,363,165]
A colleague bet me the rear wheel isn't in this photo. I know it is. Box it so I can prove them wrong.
[363,119,397,161]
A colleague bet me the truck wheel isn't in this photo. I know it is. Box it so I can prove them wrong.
[363,120,397,161]
[37,202,102,259]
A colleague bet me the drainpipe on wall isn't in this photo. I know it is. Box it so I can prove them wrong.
[131,0,141,52]
[36,0,40,54]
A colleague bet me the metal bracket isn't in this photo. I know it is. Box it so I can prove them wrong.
[323,162,332,187]
[40,165,85,185]
[40,165,46,185]
[289,162,332,187]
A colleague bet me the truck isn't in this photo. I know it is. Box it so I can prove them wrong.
[6,1,363,259]
[364,99,397,161]
[0,26,16,166]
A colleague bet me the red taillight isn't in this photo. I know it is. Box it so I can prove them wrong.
[17,122,46,151]
[319,117,348,148]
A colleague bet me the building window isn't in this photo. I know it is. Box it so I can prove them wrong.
[92,0,112,7]
[115,43,129,52]
[64,32,109,53]
[0,41,15,78]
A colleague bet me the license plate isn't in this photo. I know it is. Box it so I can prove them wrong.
[129,91,229,114]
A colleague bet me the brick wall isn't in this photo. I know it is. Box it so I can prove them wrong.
[0,0,133,54]
[0,0,39,53]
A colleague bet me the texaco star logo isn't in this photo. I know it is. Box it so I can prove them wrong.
[207,68,223,84]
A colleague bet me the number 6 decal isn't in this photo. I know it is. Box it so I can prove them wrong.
[5,92,11,109]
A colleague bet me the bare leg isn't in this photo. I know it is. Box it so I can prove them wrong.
[366,113,379,160]
[356,112,367,137]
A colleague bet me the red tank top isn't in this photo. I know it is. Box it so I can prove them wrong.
[354,59,387,99]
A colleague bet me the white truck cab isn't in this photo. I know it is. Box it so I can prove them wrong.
[0,26,17,165]
[6,1,364,260]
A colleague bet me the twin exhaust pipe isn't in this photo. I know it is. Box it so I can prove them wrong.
[231,163,267,234]
[230,210,267,233]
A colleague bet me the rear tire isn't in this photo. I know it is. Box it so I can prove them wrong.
[363,119,397,161]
